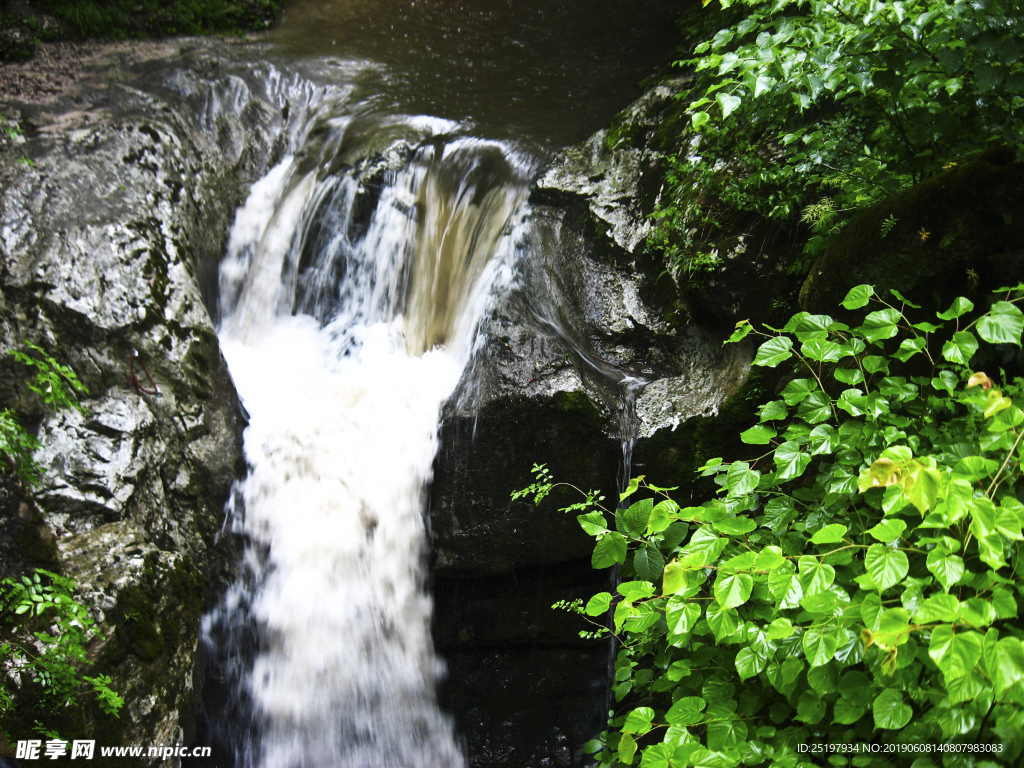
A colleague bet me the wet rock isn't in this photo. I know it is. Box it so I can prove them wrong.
[0,39,309,760]
[430,77,757,768]
[801,149,1024,314]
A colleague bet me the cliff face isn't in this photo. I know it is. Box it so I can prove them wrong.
[0,40,294,759]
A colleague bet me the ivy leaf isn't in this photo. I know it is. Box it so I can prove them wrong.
[977,301,1024,346]
[873,689,912,729]
[929,626,982,682]
[714,571,754,609]
[592,532,627,569]
[803,623,841,667]
[623,707,655,735]
[735,647,768,680]
[577,512,609,536]
[584,592,612,616]
[802,338,843,362]
[753,336,794,367]
[740,424,776,445]
[842,284,874,309]
[857,308,901,342]
[798,391,832,424]
[775,442,810,481]
[781,378,816,405]
[937,296,974,320]
[665,696,706,726]
[864,544,909,591]
[809,523,847,544]
[634,544,665,583]
[941,331,978,365]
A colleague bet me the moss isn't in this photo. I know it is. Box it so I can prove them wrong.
[113,585,165,661]
[801,151,1024,314]
[552,389,601,418]
[160,557,206,649]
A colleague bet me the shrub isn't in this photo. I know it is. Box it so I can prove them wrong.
[517,285,1024,766]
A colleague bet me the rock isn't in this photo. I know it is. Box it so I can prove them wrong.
[430,76,757,768]
[801,150,1024,314]
[0,38,307,760]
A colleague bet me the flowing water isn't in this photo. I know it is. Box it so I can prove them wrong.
[199,1,683,765]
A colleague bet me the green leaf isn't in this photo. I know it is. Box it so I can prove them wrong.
[753,336,794,367]
[634,544,665,583]
[592,532,627,568]
[797,556,835,596]
[866,518,907,542]
[774,441,810,481]
[864,544,909,592]
[926,549,965,591]
[740,424,776,445]
[726,320,752,343]
[759,400,788,421]
[929,626,982,682]
[801,338,843,362]
[977,301,1024,346]
[987,637,1024,696]
[937,296,974,320]
[577,512,609,536]
[623,707,655,735]
[735,647,767,680]
[681,527,727,566]
[618,733,638,766]
[713,516,756,536]
[714,571,754,609]
[803,623,841,667]
[767,617,794,640]
[857,308,901,342]
[810,523,847,544]
[620,498,654,536]
[584,592,612,616]
[941,331,978,365]
[781,378,815,405]
[717,91,742,118]
[667,598,702,636]
[807,424,838,456]
[706,603,740,641]
[797,390,832,424]
[665,696,706,726]
[873,689,912,730]
[842,284,874,309]
[725,461,760,497]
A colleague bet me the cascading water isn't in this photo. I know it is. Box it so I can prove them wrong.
[202,111,536,767]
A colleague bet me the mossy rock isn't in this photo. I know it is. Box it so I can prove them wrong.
[800,148,1024,314]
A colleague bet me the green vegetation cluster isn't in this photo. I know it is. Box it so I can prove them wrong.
[518,286,1024,765]
[0,0,281,62]
[651,0,1024,279]
[0,345,122,742]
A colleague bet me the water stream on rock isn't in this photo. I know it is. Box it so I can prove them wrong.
[205,117,536,767]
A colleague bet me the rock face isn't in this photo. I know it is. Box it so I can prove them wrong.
[0,39,307,761]
[429,78,755,768]
[800,148,1024,314]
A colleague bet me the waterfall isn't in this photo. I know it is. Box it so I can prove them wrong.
[202,114,536,768]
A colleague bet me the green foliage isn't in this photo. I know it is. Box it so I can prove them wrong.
[1,342,88,485]
[650,0,1024,275]
[518,285,1024,766]
[0,569,123,721]
[10,342,88,415]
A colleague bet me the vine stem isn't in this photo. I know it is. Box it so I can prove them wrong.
[985,428,1024,499]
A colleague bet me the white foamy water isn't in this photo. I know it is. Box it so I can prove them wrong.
[211,123,533,767]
